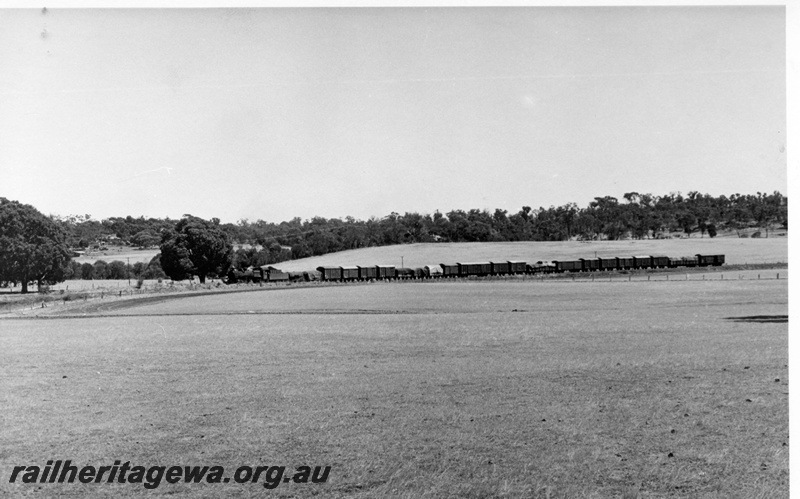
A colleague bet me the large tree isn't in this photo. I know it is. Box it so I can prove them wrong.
[159,216,232,283]
[0,198,73,293]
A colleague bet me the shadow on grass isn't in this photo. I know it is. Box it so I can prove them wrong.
[724,315,788,323]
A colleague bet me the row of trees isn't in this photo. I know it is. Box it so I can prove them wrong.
[52,214,176,249]
[61,257,166,281]
[0,200,232,291]
[0,191,788,292]
[51,192,787,255]
[218,191,787,259]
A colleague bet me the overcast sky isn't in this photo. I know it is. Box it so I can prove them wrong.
[0,6,788,223]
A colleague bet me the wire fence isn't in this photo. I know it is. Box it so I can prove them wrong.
[1,268,787,316]
[522,270,786,283]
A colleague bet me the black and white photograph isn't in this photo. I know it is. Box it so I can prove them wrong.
[0,2,792,497]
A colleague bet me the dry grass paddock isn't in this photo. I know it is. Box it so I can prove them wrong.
[276,238,787,272]
[0,277,788,498]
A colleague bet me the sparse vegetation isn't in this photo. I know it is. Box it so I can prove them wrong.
[0,278,787,497]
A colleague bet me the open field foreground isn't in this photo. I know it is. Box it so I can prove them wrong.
[277,238,787,272]
[0,279,788,498]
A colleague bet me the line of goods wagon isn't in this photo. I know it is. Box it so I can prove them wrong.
[226,254,724,283]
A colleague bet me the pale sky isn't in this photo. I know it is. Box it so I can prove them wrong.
[0,5,788,223]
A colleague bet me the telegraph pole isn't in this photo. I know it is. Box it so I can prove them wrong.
[401,256,404,268]
[127,257,131,286]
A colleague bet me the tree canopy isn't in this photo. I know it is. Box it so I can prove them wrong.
[130,229,160,248]
[0,198,73,293]
[159,216,232,283]
[12,189,788,277]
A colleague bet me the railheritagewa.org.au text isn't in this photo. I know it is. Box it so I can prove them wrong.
[9,460,331,490]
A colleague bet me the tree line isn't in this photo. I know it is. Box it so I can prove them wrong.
[60,256,167,282]
[214,190,788,260]
[51,191,788,253]
[0,191,788,292]
[57,191,787,255]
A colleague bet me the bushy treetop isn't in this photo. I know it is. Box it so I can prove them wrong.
[159,215,232,283]
[0,198,72,293]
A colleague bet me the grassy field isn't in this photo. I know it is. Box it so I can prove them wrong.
[0,278,788,498]
[276,238,787,272]
[2,236,781,299]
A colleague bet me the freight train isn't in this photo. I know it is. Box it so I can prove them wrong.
[226,253,724,284]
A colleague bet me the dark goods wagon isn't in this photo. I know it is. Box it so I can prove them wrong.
[616,257,634,270]
[579,258,601,272]
[553,260,581,273]
[341,266,360,280]
[317,266,342,281]
[490,261,511,275]
[376,265,396,279]
[440,263,459,277]
[508,260,527,274]
[632,256,652,269]
[696,254,725,266]
[458,262,492,276]
[358,265,377,280]
[599,257,618,271]
[670,256,698,268]
[650,255,670,268]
